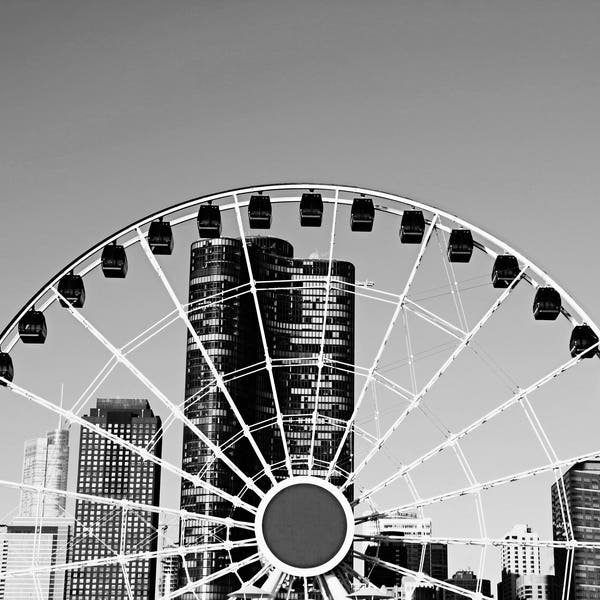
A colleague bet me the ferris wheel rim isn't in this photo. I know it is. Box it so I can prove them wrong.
[0,181,596,351]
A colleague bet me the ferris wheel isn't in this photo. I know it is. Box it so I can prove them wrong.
[0,183,599,600]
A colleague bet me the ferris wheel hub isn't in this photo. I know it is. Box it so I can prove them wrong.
[254,475,355,577]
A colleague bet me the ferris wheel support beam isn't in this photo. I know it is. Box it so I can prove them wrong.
[355,551,491,600]
[353,341,597,507]
[159,552,261,600]
[358,437,600,522]
[135,228,276,488]
[309,189,339,474]
[326,214,439,482]
[320,572,349,600]
[231,196,294,479]
[1,377,257,513]
[344,266,526,492]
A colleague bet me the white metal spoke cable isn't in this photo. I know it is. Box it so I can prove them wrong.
[231,196,294,478]
[326,214,439,482]
[1,377,256,513]
[353,341,597,507]
[343,266,525,492]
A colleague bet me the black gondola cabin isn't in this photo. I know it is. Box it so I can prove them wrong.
[0,352,13,384]
[248,195,272,229]
[492,255,520,288]
[447,229,474,263]
[57,272,86,308]
[148,219,174,255]
[570,325,599,359]
[400,211,425,243]
[18,309,47,344]
[350,198,375,232]
[101,242,128,278]
[533,287,561,321]
[300,193,323,227]
[197,204,222,238]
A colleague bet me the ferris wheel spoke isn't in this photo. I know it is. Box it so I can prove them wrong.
[358,442,600,522]
[353,342,597,506]
[355,533,599,550]
[403,297,466,341]
[308,189,339,474]
[343,266,525,492]
[160,552,262,600]
[326,214,439,481]
[355,551,492,600]
[231,195,293,478]
[134,228,277,488]
[1,377,257,513]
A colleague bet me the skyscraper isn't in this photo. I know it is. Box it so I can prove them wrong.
[180,237,355,598]
[67,398,162,600]
[443,571,491,600]
[552,461,600,600]
[20,429,69,518]
[499,524,542,600]
[0,429,71,600]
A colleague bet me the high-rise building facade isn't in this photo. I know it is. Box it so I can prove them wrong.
[552,461,600,600]
[180,237,355,599]
[499,524,542,600]
[67,398,162,600]
[516,574,556,600]
[20,429,69,518]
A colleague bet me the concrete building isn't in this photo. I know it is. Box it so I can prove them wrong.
[499,524,542,600]
[442,571,491,600]
[516,574,556,600]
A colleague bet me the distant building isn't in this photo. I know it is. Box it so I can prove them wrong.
[20,429,69,518]
[0,517,72,600]
[443,571,491,600]
[363,512,448,593]
[159,545,182,597]
[498,524,542,600]
[515,574,556,600]
[0,429,71,600]
[552,461,600,600]
[67,398,162,600]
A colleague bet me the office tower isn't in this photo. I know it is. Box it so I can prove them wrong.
[499,524,542,600]
[0,429,71,600]
[363,512,448,591]
[552,461,600,600]
[0,518,72,600]
[159,546,182,597]
[180,237,355,598]
[442,571,491,600]
[515,575,556,600]
[20,429,69,518]
[68,398,162,600]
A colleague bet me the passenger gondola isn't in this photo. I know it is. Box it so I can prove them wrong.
[570,324,599,359]
[57,272,86,308]
[248,194,272,229]
[492,254,520,288]
[350,197,375,232]
[447,229,474,263]
[101,242,128,278]
[197,203,222,238]
[299,192,323,227]
[0,352,13,384]
[533,287,561,320]
[18,309,47,344]
[148,218,174,255]
[400,210,425,243]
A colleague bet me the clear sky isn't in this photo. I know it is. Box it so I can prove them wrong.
[1,0,599,589]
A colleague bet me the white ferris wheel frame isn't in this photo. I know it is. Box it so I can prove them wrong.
[0,182,597,600]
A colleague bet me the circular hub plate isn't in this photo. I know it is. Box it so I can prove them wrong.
[255,476,355,577]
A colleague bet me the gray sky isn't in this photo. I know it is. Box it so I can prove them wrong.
[1,0,599,588]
